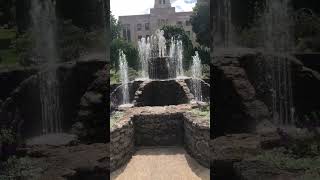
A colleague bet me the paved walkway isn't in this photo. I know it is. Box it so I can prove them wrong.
[111,147,210,180]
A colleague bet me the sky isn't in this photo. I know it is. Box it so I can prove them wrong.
[110,0,197,19]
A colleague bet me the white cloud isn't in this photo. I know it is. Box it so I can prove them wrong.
[111,0,196,19]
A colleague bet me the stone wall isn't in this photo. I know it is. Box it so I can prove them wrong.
[184,113,210,168]
[133,80,190,106]
[110,118,135,171]
[212,48,271,137]
[110,110,210,171]
[133,113,184,146]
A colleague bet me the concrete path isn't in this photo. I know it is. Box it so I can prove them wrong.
[111,147,210,180]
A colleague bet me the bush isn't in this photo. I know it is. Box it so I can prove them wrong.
[0,156,44,179]
[110,38,139,71]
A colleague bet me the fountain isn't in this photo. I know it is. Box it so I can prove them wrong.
[138,37,151,79]
[119,50,130,105]
[262,0,295,126]
[191,51,203,102]
[30,0,62,134]
[213,0,233,47]
[111,29,209,109]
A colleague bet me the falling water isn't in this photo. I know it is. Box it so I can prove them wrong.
[213,0,232,47]
[30,0,62,134]
[169,38,184,78]
[262,0,295,126]
[119,50,130,105]
[191,51,203,102]
[138,37,151,79]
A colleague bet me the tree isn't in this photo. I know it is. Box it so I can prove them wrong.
[110,13,120,40]
[161,25,194,68]
[110,38,139,71]
[190,3,210,47]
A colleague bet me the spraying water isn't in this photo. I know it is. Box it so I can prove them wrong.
[138,37,151,79]
[191,51,203,102]
[119,50,130,105]
[169,37,184,78]
[262,0,295,126]
[30,0,62,134]
[213,0,233,47]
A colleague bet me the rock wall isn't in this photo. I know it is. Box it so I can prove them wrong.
[133,80,190,106]
[0,66,38,100]
[110,111,210,171]
[110,118,135,172]
[184,113,210,168]
[72,64,108,143]
[133,113,184,146]
[110,81,143,109]
[212,48,271,137]
[0,60,106,139]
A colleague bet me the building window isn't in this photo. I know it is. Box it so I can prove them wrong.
[137,24,142,31]
[161,19,165,25]
[145,23,150,30]
[177,21,183,27]
[186,20,191,26]
[163,0,165,4]
[159,0,162,4]
[166,19,168,24]
[138,35,142,40]
[123,24,131,42]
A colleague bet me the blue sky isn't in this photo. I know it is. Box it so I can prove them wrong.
[111,0,197,19]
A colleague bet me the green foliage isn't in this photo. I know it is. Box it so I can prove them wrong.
[194,46,210,64]
[0,28,15,40]
[255,148,320,171]
[0,156,44,180]
[110,67,139,84]
[294,8,320,52]
[14,20,107,66]
[14,31,33,66]
[0,129,15,145]
[110,38,139,70]
[190,3,210,47]
[58,20,87,61]
[110,13,121,40]
[110,111,124,128]
[161,25,194,68]
[190,106,210,120]
[0,49,18,67]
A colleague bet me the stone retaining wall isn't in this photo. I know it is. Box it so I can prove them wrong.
[184,113,210,168]
[133,113,184,146]
[110,118,135,171]
[110,111,210,171]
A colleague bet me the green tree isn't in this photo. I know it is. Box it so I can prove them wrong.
[110,13,138,71]
[110,13,121,40]
[110,38,139,71]
[190,3,210,47]
[161,25,194,68]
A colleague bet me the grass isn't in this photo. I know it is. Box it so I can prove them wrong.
[0,28,16,40]
[0,49,18,66]
[190,106,210,120]
[0,28,18,67]
[110,111,124,128]
[254,145,320,179]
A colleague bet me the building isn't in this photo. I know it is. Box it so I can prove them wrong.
[119,0,196,45]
